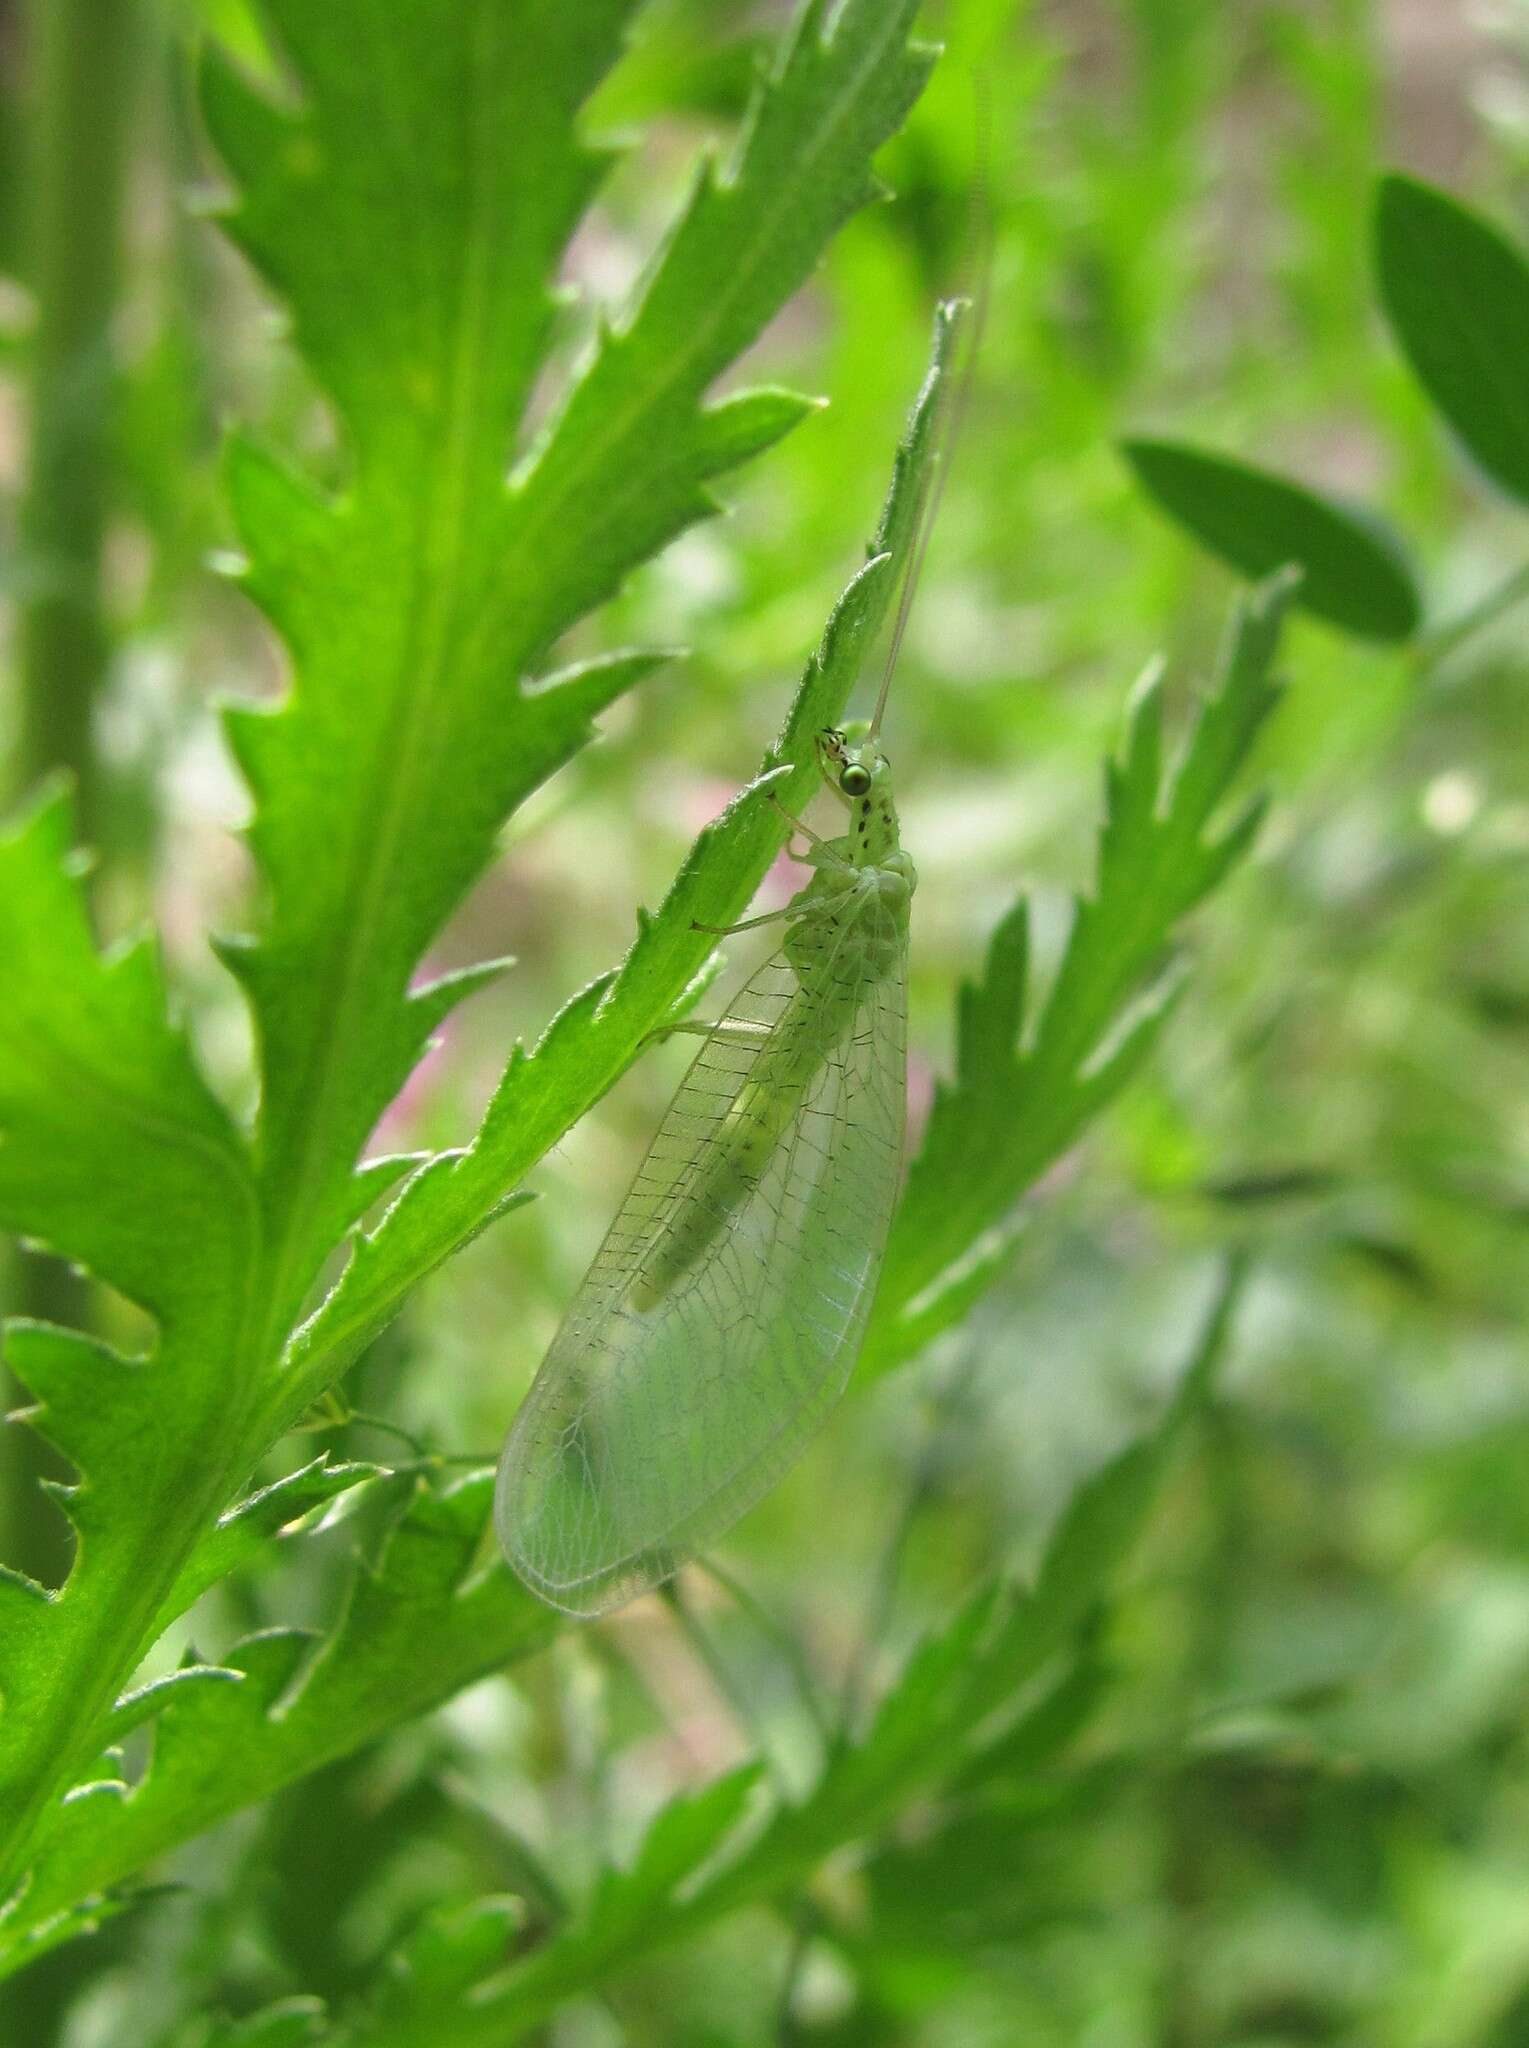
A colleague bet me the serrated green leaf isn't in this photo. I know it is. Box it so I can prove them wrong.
[358,1770,762,2045]
[1375,172,1529,507]
[863,578,1294,1377]
[1122,436,1420,640]
[273,299,969,1431]
[946,1631,1113,1799]
[207,0,934,1355]
[6,1472,552,1947]
[380,1898,525,2009]
[96,1663,243,1756]
[0,786,261,1894]
[204,0,658,1334]
[0,790,256,1332]
[352,1771,765,2046]
[149,1455,385,1640]
[582,1763,765,1937]
[0,1882,175,1989]
[201,2000,329,2048]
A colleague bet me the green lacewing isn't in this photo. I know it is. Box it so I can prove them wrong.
[496,299,974,1616]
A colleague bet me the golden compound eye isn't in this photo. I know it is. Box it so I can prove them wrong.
[840,764,873,798]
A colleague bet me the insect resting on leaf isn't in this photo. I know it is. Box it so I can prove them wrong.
[495,296,975,1618]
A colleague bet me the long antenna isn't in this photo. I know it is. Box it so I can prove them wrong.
[867,74,993,743]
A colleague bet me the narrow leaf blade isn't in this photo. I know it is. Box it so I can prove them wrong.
[1376,171,1529,506]
[1123,436,1420,641]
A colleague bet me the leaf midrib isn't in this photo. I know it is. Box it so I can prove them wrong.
[255,3,508,1363]
[1403,199,1529,488]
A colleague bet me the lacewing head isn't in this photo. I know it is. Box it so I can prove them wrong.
[816,720,890,807]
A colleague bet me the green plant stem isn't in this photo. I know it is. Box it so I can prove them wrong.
[834,1344,984,1750]
[701,1559,835,1750]
[1,0,139,1590]
[777,1345,983,2029]
[1156,1390,1244,2048]
[1415,559,1529,672]
[659,1580,793,1789]
[775,1903,819,2046]
[17,0,138,830]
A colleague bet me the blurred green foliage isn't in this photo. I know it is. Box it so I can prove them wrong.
[3,0,1529,2043]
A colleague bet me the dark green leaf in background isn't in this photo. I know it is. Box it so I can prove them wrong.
[1122,436,1421,640]
[1376,172,1529,507]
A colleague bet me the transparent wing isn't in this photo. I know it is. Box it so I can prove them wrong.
[495,897,907,1616]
